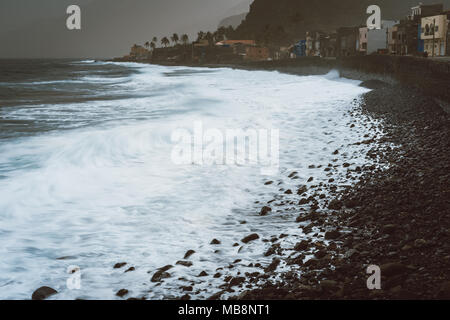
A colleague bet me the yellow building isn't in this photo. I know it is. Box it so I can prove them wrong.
[421,14,448,56]
[130,45,150,60]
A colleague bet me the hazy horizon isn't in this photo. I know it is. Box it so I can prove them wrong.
[0,0,252,59]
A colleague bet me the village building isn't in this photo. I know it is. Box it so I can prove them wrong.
[129,45,150,60]
[366,20,399,54]
[193,39,210,47]
[359,27,368,53]
[411,3,444,53]
[294,40,307,57]
[421,13,449,56]
[447,11,450,55]
[320,33,337,57]
[305,31,322,56]
[388,25,400,54]
[191,39,210,63]
[411,3,444,17]
[390,18,421,55]
[245,46,270,61]
[337,27,360,56]
[190,39,243,63]
[353,4,445,57]
[274,46,291,60]
[304,31,336,57]
[215,40,256,57]
[215,40,256,47]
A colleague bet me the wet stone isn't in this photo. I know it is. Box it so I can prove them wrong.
[183,250,195,259]
[113,262,127,269]
[242,233,260,243]
[32,286,57,300]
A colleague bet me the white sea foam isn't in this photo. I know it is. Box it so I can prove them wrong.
[0,62,376,299]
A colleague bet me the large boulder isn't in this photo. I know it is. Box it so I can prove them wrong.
[32,286,57,300]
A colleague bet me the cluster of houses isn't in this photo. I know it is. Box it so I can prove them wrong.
[124,2,449,63]
[291,3,450,58]
[210,2,450,61]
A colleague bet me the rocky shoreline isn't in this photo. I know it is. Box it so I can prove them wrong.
[147,61,449,300]
[218,79,450,300]
[32,61,450,300]
[143,63,450,300]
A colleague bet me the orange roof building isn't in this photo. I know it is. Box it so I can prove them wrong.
[215,40,256,46]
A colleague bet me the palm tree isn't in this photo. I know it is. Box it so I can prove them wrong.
[144,41,150,50]
[181,34,189,46]
[214,30,224,42]
[171,33,179,45]
[224,26,234,40]
[197,31,205,41]
[217,27,226,39]
[161,37,170,48]
[205,32,214,46]
[150,41,156,51]
[152,37,158,44]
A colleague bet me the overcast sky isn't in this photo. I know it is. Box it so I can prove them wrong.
[0,0,252,58]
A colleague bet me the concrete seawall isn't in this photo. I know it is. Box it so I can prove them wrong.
[132,54,450,109]
[338,56,450,104]
[229,56,450,104]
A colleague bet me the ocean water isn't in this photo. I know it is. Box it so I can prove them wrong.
[0,59,374,300]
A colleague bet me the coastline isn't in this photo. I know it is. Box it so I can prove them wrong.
[225,81,450,300]
[183,59,449,300]
[130,55,450,108]
[103,58,450,300]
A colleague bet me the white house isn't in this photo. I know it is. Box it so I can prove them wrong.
[421,14,449,56]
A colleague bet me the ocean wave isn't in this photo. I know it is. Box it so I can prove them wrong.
[0,63,374,299]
